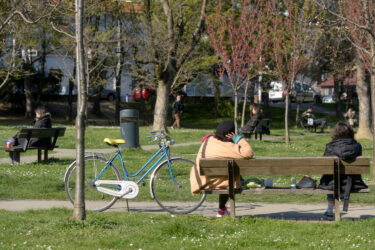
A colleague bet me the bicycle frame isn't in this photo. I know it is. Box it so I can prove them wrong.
[91,144,173,187]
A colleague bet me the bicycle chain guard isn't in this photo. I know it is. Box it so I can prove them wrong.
[95,180,139,199]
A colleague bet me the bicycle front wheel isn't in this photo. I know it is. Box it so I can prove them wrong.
[151,157,206,214]
[64,155,122,212]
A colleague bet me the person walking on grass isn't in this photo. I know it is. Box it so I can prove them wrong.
[319,122,368,220]
[190,121,254,217]
[171,95,184,129]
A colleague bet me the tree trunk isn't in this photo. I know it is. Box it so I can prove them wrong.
[333,78,342,119]
[114,19,124,124]
[241,79,250,128]
[213,78,221,118]
[152,79,170,132]
[285,92,290,145]
[261,91,270,119]
[295,101,301,128]
[67,79,74,121]
[234,90,239,133]
[92,94,101,116]
[73,0,87,221]
[37,41,47,105]
[355,55,372,139]
[23,63,34,118]
[370,39,375,183]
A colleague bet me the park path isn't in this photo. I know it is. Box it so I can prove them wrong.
[1,199,374,221]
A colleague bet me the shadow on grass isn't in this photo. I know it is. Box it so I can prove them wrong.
[28,158,73,166]
[239,211,375,222]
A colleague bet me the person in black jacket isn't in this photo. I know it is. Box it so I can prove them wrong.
[319,122,367,219]
[12,105,52,148]
[171,95,184,129]
[239,105,270,136]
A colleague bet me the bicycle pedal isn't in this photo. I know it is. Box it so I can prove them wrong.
[142,181,146,187]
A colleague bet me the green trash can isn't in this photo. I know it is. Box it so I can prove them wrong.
[120,109,139,148]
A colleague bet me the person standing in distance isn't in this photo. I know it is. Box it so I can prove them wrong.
[171,95,184,129]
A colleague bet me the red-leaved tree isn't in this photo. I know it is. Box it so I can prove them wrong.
[271,0,315,145]
[206,0,272,132]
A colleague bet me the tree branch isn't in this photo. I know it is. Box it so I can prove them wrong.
[0,39,16,89]
[177,0,207,69]
[313,0,372,34]
[50,21,75,39]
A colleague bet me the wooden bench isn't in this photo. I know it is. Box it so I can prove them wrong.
[241,119,271,140]
[199,156,370,221]
[0,127,66,164]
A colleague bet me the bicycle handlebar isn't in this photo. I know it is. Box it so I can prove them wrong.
[147,130,174,147]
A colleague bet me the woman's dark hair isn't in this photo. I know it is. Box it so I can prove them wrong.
[332,122,354,140]
[215,120,235,142]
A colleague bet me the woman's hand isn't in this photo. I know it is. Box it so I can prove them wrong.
[225,132,234,140]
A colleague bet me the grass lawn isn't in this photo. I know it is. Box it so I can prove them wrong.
[0,209,375,249]
[1,134,373,204]
[1,102,374,249]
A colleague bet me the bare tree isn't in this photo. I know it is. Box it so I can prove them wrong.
[73,0,87,221]
[0,1,57,91]
[139,0,207,131]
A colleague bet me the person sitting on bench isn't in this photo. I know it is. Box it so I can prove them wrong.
[302,106,328,133]
[344,108,358,127]
[239,105,261,134]
[318,122,368,220]
[6,105,52,148]
[190,120,254,217]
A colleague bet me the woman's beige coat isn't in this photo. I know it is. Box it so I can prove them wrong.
[190,136,253,194]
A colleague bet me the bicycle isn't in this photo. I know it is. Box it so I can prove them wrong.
[64,130,206,214]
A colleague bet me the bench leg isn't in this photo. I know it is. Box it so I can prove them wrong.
[38,149,42,162]
[334,160,341,221]
[259,133,262,141]
[9,152,20,165]
[228,160,236,218]
[44,150,48,161]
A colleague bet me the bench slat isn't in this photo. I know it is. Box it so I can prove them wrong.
[200,157,339,176]
[200,166,338,176]
[199,157,370,176]
[202,188,369,195]
[18,127,66,138]
[341,157,371,167]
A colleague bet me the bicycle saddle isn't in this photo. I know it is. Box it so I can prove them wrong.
[104,138,126,146]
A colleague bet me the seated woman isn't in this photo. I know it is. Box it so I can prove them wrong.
[190,120,254,217]
[239,106,261,134]
[344,108,358,127]
[319,122,367,220]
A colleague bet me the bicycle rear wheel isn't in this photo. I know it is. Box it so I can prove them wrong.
[64,155,122,212]
[151,157,206,214]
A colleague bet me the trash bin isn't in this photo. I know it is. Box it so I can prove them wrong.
[120,109,139,148]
